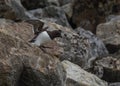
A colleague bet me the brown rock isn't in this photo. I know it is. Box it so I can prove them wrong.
[93,56,120,82]
[0,19,66,86]
[71,0,119,34]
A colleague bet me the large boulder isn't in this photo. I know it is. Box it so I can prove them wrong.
[28,6,71,28]
[0,19,66,86]
[71,0,120,33]
[0,0,29,20]
[97,16,120,53]
[93,56,120,82]
[62,60,108,86]
[42,22,108,69]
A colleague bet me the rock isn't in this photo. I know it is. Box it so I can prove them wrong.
[43,22,108,69]
[97,16,120,54]
[109,82,120,86]
[47,0,60,6]
[62,60,108,86]
[106,15,120,22]
[61,3,73,19]
[0,19,66,86]
[21,0,60,10]
[71,0,120,33]
[29,6,71,28]
[0,19,34,41]
[0,0,29,20]
[58,0,73,6]
[93,56,120,82]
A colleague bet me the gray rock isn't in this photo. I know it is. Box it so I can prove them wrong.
[62,60,108,86]
[61,3,73,19]
[29,6,71,28]
[109,82,120,86]
[58,0,73,6]
[97,16,120,53]
[44,23,108,69]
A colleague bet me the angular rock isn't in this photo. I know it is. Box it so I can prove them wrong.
[43,22,108,69]
[0,0,29,20]
[93,56,120,82]
[21,0,60,10]
[109,82,120,86]
[61,3,73,19]
[58,0,73,6]
[62,60,108,86]
[0,19,66,86]
[71,0,120,33]
[28,6,71,28]
[0,19,34,41]
[97,16,120,53]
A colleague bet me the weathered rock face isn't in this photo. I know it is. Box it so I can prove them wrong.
[28,6,71,28]
[0,0,29,20]
[97,16,120,54]
[43,22,108,69]
[58,0,73,6]
[21,0,60,10]
[60,27,108,69]
[109,82,120,86]
[71,0,120,33]
[62,60,108,86]
[0,20,66,86]
[61,3,73,19]
[93,56,120,82]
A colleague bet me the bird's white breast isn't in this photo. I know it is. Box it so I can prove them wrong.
[33,31,51,46]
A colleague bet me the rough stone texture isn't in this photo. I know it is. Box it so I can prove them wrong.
[43,22,108,69]
[97,16,120,45]
[0,0,29,20]
[0,19,34,41]
[71,0,120,33]
[21,0,60,10]
[109,82,120,86]
[58,0,73,6]
[62,60,108,86]
[97,16,120,53]
[0,20,66,86]
[61,3,73,19]
[28,6,71,28]
[93,56,120,82]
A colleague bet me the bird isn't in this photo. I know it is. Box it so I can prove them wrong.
[29,29,62,47]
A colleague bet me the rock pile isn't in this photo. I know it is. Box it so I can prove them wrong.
[0,0,120,86]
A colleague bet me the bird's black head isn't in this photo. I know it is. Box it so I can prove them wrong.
[47,30,62,40]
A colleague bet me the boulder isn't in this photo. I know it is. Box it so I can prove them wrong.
[21,0,60,10]
[58,0,73,6]
[0,0,29,20]
[43,22,108,69]
[93,56,120,82]
[0,19,66,86]
[109,82,120,86]
[62,60,108,86]
[97,16,120,53]
[61,3,73,19]
[28,6,71,28]
[71,0,120,33]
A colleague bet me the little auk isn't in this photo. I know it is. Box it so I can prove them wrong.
[29,29,62,46]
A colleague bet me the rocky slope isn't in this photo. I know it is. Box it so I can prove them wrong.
[0,0,120,86]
